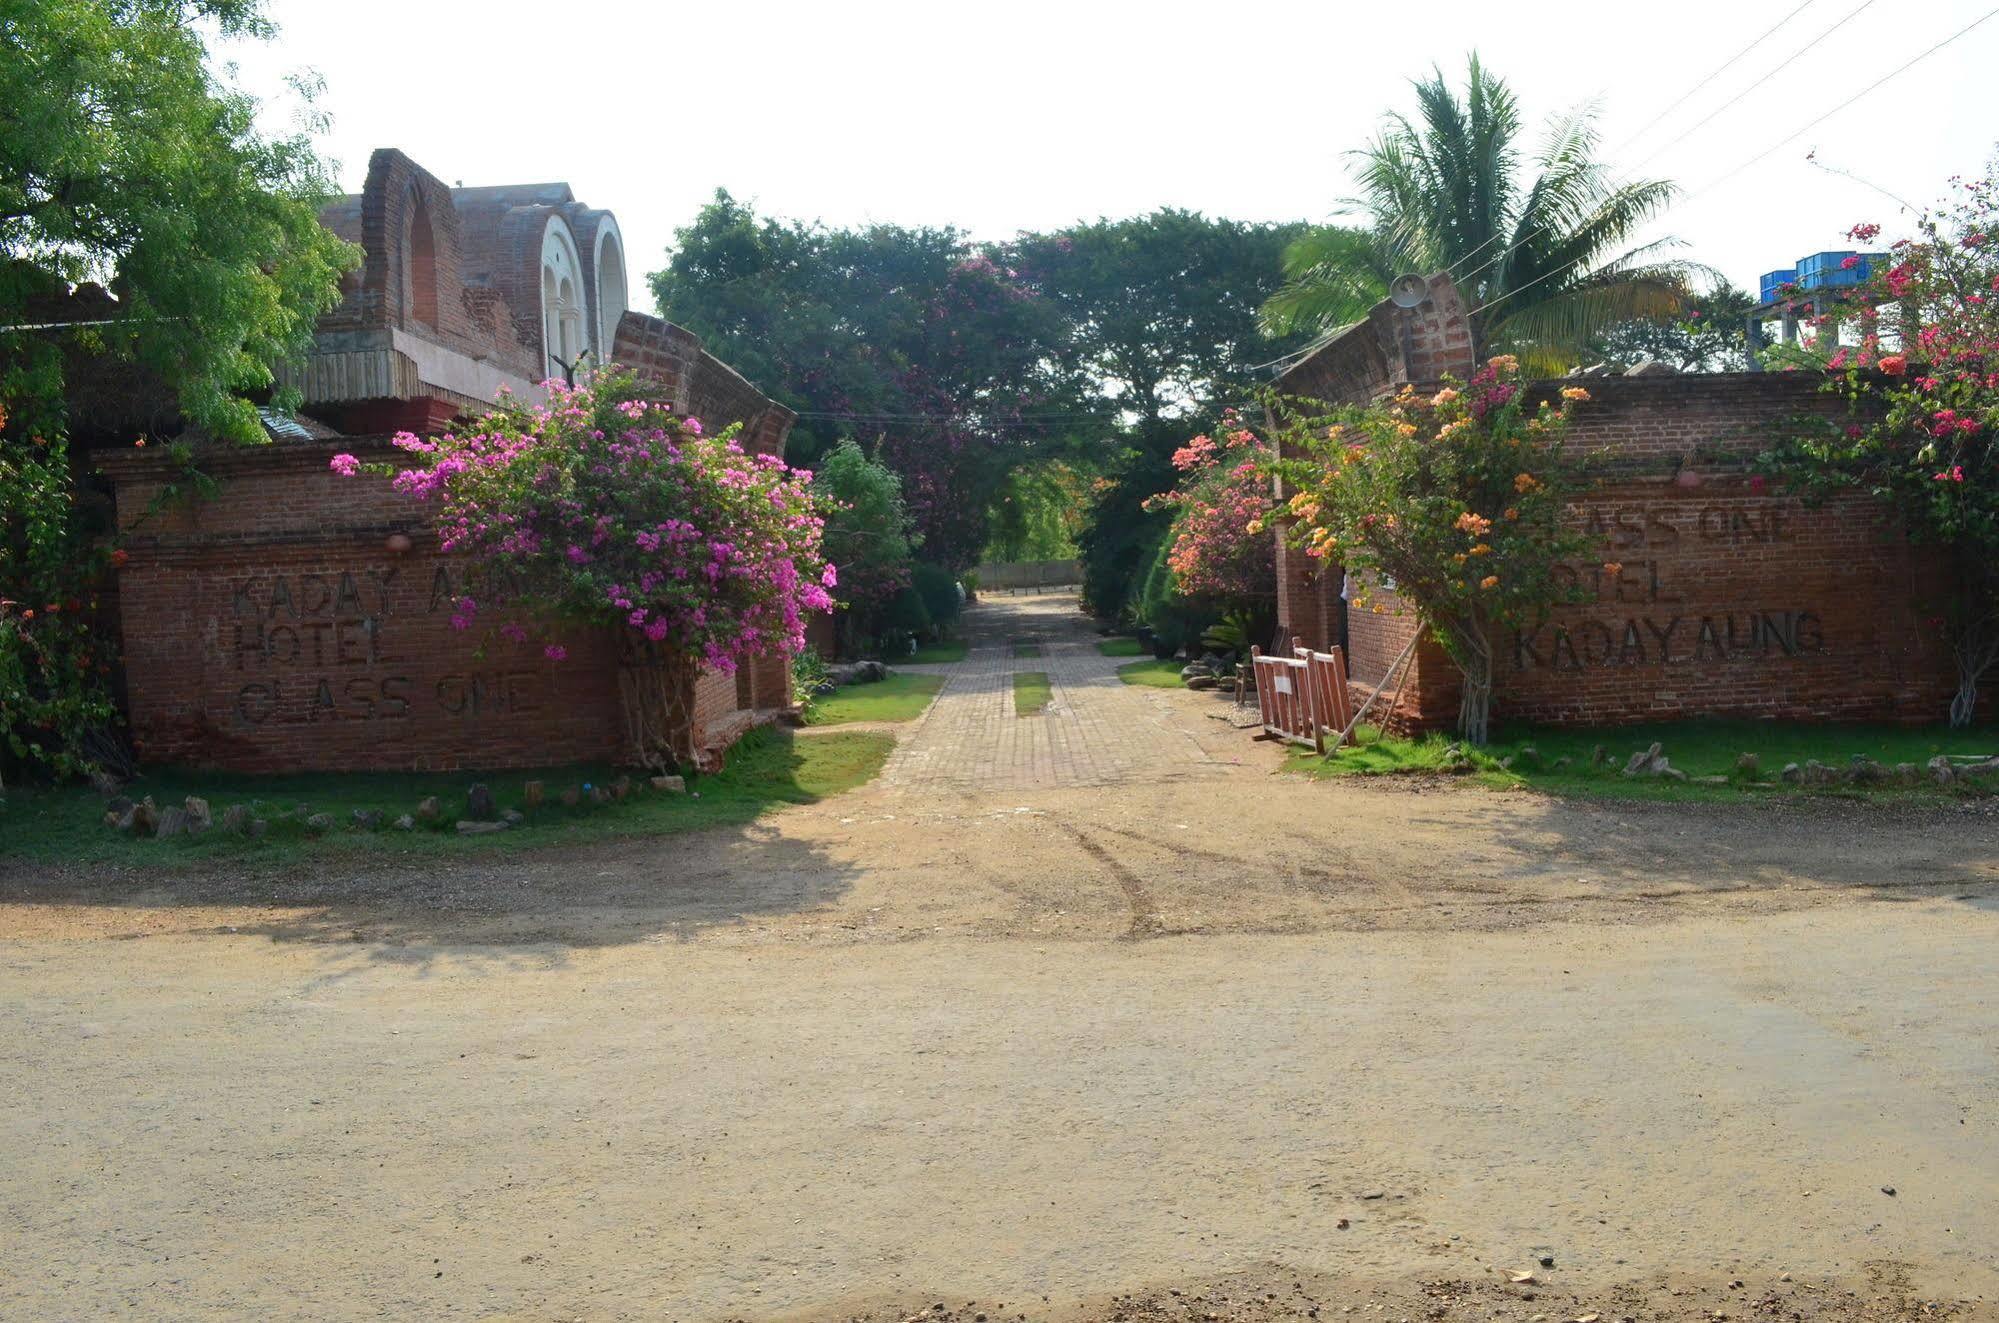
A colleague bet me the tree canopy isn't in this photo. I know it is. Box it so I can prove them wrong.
[649,193,1067,570]
[1,0,358,443]
[650,198,1304,588]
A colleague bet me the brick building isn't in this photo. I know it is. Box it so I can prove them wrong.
[101,149,799,772]
[1270,274,1957,733]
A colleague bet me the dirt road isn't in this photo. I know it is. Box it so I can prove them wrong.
[3,596,1997,1321]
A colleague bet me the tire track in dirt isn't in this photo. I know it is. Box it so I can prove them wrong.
[1058,824,1163,940]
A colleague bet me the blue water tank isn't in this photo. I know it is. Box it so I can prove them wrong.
[1760,269,1797,302]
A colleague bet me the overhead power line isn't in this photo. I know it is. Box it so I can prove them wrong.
[1468,3,1999,321]
[1442,1,1825,288]
[1617,0,1822,150]
[1453,0,1882,300]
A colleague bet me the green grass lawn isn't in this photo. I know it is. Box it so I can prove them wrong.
[1291,720,1999,802]
[1117,658,1185,688]
[804,672,944,726]
[0,727,894,868]
[1014,670,1053,716]
[908,640,968,664]
[1096,637,1144,657]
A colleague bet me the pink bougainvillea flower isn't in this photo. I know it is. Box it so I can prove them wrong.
[544,644,568,661]
[329,453,360,476]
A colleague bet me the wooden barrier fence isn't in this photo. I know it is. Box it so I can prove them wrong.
[1248,639,1355,754]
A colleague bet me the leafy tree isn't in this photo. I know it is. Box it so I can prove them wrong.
[649,193,1069,570]
[1583,279,1758,372]
[0,0,355,780]
[2,0,358,442]
[811,438,916,653]
[1271,357,1598,743]
[1009,212,1309,428]
[1759,178,1999,725]
[1005,212,1307,618]
[985,459,1090,562]
[1262,56,1692,374]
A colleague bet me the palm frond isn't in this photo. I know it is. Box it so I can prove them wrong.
[1487,265,1691,369]
[1260,226,1396,336]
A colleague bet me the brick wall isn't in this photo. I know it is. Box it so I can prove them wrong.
[101,439,790,773]
[1270,275,1960,732]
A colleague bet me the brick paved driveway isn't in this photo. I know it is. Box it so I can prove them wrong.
[879,591,1224,792]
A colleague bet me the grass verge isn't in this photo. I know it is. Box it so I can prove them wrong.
[0,727,894,868]
[1096,637,1144,657]
[1290,720,1999,802]
[804,672,944,726]
[1014,671,1052,716]
[908,640,968,664]
[1118,658,1185,688]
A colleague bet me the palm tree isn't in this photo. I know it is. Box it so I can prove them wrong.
[1262,57,1697,374]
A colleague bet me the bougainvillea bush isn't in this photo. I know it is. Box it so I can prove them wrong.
[1145,412,1276,602]
[1761,173,1999,725]
[333,368,832,768]
[1270,358,1597,743]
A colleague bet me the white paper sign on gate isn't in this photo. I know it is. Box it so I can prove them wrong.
[1272,676,1292,694]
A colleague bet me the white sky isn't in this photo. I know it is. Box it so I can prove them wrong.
[224,0,1999,310]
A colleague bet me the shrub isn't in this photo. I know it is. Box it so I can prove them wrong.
[909,562,963,635]
[331,367,832,768]
[813,439,915,650]
[1271,358,1596,743]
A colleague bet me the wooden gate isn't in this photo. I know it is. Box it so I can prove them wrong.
[1249,642,1355,754]
[1296,644,1354,750]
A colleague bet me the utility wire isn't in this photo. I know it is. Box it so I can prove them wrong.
[1624,0,1878,173]
[1468,4,1999,321]
[1617,0,1821,149]
[1257,0,1826,377]
[1453,0,1882,300]
[1440,1,1825,293]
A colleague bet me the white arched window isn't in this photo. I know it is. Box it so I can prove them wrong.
[539,220,586,379]
[594,222,629,360]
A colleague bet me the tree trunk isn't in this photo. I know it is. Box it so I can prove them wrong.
[1946,571,1999,729]
[618,639,697,772]
[1451,616,1494,745]
[1951,669,1978,729]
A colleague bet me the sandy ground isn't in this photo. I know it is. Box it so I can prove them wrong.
[4,607,1998,1320]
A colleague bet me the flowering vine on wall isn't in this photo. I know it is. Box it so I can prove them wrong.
[330,368,833,767]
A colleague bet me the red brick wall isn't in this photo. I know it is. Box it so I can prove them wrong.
[1268,275,1960,732]
[100,439,790,773]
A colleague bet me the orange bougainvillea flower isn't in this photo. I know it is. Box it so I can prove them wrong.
[1514,473,1539,493]
[1561,386,1592,402]
[1603,561,1623,575]
[1480,575,1499,589]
